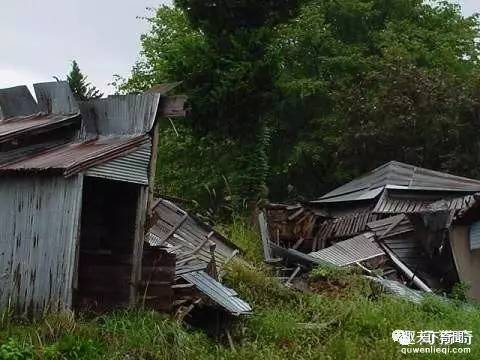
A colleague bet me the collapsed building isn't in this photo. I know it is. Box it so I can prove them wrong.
[0,81,250,320]
[261,161,480,301]
[147,198,252,318]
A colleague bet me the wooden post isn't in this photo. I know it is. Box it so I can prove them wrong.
[130,186,149,306]
[147,122,160,214]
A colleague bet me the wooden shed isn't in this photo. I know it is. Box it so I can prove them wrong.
[0,82,185,315]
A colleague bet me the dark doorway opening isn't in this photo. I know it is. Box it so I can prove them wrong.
[74,177,140,311]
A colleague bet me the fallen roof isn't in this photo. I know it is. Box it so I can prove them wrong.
[367,276,426,304]
[0,135,149,177]
[309,232,385,266]
[316,209,380,242]
[148,198,239,270]
[181,271,252,315]
[314,161,480,203]
[0,113,80,144]
[147,199,251,315]
[366,214,414,239]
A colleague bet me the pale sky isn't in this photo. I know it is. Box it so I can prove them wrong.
[0,0,478,96]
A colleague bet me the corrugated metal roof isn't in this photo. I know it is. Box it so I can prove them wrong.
[309,232,384,266]
[0,135,150,177]
[86,144,151,185]
[428,194,476,213]
[181,271,252,315]
[0,113,80,144]
[79,93,161,138]
[372,191,433,213]
[318,161,480,203]
[0,85,39,119]
[316,210,380,241]
[367,214,414,239]
[147,199,239,271]
[366,277,425,303]
[312,187,383,204]
[373,191,477,214]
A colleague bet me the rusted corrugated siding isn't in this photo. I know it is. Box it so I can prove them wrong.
[0,175,83,315]
[0,135,149,176]
[0,113,80,144]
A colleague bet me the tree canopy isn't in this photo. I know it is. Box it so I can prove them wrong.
[121,0,480,218]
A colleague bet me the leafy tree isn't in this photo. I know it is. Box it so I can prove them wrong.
[67,60,103,101]
[123,1,480,216]
[267,0,480,198]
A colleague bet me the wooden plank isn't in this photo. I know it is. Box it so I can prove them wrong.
[147,122,160,214]
[258,212,274,261]
[292,237,304,250]
[130,186,148,306]
[286,266,302,287]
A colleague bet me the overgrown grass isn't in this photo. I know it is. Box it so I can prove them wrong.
[2,222,480,359]
[218,217,264,264]
[224,261,480,359]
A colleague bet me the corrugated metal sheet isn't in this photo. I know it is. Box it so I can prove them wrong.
[79,93,161,138]
[428,194,477,213]
[0,135,150,177]
[181,271,251,315]
[0,175,83,315]
[0,85,39,119]
[367,214,414,239]
[373,191,431,214]
[148,199,239,271]
[469,221,480,251]
[318,161,480,203]
[0,140,70,167]
[309,232,384,266]
[382,235,425,271]
[0,113,80,144]
[33,82,79,115]
[86,144,151,185]
[367,277,425,303]
[316,210,380,241]
[373,191,476,214]
[312,187,383,204]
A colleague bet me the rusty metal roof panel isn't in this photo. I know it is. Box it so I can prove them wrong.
[0,135,149,176]
[86,144,151,185]
[310,232,384,266]
[0,113,80,143]
[181,271,252,315]
[318,161,480,203]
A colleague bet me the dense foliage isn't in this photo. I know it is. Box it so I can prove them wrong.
[120,0,480,217]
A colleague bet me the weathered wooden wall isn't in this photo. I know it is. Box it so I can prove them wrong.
[0,175,83,315]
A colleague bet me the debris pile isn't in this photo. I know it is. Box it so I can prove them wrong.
[146,198,252,320]
[260,161,480,302]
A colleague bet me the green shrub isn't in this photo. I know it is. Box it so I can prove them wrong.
[0,339,33,360]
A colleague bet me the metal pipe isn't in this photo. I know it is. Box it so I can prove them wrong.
[382,246,432,293]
